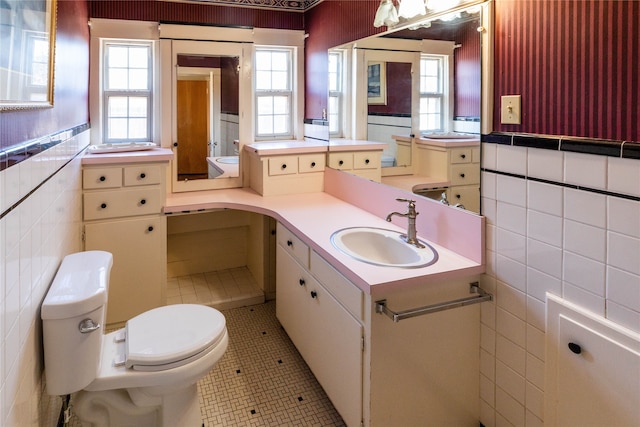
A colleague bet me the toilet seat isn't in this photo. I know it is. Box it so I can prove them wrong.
[124,304,226,372]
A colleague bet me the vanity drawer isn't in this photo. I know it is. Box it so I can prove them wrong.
[268,156,298,176]
[328,153,353,170]
[353,151,380,170]
[450,147,474,164]
[123,165,162,186]
[277,223,310,268]
[298,153,326,173]
[447,185,480,212]
[83,167,123,189]
[310,251,363,321]
[83,187,163,221]
[450,163,480,185]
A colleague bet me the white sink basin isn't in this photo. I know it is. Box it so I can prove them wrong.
[330,227,438,268]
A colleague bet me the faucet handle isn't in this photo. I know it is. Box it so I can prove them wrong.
[395,197,416,207]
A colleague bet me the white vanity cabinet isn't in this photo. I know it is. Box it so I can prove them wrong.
[246,150,326,196]
[82,161,168,326]
[276,222,481,427]
[415,142,480,213]
[275,223,364,427]
[327,150,382,182]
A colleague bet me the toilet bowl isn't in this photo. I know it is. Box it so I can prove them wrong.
[41,251,228,427]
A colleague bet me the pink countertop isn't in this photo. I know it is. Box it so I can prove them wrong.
[328,139,387,152]
[165,169,484,296]
[381,175,449,193]
[244,141,327,156]
[82,147,174,165]
[416,137,480,148]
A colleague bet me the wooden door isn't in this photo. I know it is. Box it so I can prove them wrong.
[177,79,209,177]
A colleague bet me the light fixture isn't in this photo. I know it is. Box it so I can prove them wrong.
[374,0,399,28]
[397,0,426,19]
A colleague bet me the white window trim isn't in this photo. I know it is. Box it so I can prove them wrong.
[421,39,455,133]
[254,47,294,140]
[89,19,160,146]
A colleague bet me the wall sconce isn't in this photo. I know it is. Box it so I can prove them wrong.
[374,0,399,28]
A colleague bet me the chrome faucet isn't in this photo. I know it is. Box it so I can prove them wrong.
[385,198,425,248]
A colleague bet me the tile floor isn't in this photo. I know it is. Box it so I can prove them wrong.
[166,267,265,310]
[68,271,345,426]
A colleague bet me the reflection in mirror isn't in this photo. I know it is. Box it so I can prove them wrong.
[176,54,240,182]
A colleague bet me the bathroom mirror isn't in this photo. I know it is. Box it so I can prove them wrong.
[163,39,250,193]
[328,0,491,213]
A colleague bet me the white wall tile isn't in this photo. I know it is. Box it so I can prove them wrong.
[496,360,525,403]
[607,231,640,275]
[528,147,563,182]
[564,188,606,228]
[563,282,605,316]
[480,373,495,406]
[495,387,525,426]
[525,324,545,361]
[564,151,607,190]
[497,308,526,348]
[608,196,640,238]
[496,254,526,293]
[527,210,563,247]
[525,353,544,390]
[527,239,563,279]
[496,202,527,235]
[496,334,526,375]
[496,229,526,264]
[482,142,497,170]
[526,267,562,302]
[496,174,527,207]
[525,295,545,331]
[496,145,527,176]
[606,266,640,312]
[608,156,640,197]
[564,219,606,262]
[497,280,526,320]
[527,180,563,216]
[483,171,497,201]
[606,301,640,334]
[481,348,496,378]
[563,251,606,296]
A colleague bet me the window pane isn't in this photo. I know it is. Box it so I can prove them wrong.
[129,97,148,117]
[128,47,148,68]
[272,71,288,90]
[422,76,439,93]
[128,69,148,90]
[108,97,128,117]
[108,46,128,68]
[255,51,272,70]
[272,96,288,114]
[271,51,288,71]
[257,96,273,114]
[258,116,273,134]
[128,118,147,138]
[108,118,128,139]
[108,69,128,90]
[273,115,288,134]
[256,70,272,90]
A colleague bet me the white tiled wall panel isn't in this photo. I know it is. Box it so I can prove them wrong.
[0,130,88,427]
[481,143,640,427]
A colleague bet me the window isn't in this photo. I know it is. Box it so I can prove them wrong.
[419,55,445,132]
[102,41,152,143]
[255,48,293,138]
[328,51,342,135]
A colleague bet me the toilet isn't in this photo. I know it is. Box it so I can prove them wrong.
[41,251,228,426]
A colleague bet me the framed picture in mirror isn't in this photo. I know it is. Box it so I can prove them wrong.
[367,61,386,105]
[0,0,57,110]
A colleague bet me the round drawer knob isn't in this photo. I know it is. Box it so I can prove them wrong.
[287,240,293,247]
[140,173,146,179]
[461,154,466,159]
[173,142,178,147]
[99,176,106,182]
[147,226,154,232]
[311,162,316,167]
[100,203,107,209]
[140,199,146,205]
[299,279,305,286]
[460,173,465,178]
[365,159,370,164]
[338,160,344,166]
[310,291,317,299]
[281,164,287,170]
[456,194,461,199]
[568,342,582,354]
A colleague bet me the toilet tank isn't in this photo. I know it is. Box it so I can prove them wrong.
[41,251,113,396]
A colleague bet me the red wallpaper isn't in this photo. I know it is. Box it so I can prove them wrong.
[0,0,90,150]
[493,0,640,140]
[89,0,303,30]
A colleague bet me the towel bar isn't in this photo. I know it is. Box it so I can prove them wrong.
[375,282,492,322]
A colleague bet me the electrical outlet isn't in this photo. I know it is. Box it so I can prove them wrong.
[501,95,521,124]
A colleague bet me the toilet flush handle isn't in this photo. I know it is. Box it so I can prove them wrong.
[79,318,101,334]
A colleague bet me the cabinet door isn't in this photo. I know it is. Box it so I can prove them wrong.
[276,245,363,427]
[85,216,166,325]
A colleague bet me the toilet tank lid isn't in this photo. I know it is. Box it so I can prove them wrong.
[41,251,113,320]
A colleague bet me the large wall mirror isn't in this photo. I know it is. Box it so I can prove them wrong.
[328,0,492,213]
[161,38,252,192]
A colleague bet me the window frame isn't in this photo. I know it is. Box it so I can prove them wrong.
[254,46,294,140]
[101,40,154,144]
[419,54,447,133]
[328,50,343,137]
